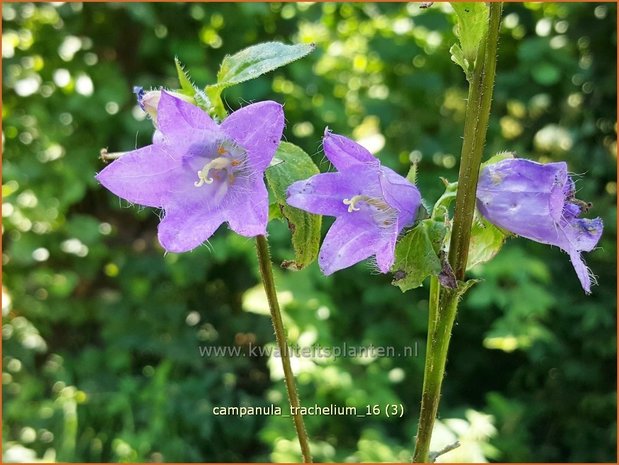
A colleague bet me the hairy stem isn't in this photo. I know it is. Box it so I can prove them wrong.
[413,4,502,462]
[255,235,312,463]
[448,2,503,281]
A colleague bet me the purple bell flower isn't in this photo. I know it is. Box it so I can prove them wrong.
[286,130,422,275]
[476,158,603,293]
[96,91,284,252]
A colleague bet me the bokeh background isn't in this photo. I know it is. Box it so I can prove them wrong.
[2,2,616,462]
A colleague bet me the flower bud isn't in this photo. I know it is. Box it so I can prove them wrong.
[133,86,195,125]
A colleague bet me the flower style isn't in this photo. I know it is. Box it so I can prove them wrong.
[96,91,284,252]
[476,158,603,293]
[286,130,422,275]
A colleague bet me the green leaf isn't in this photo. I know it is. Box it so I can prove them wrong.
[266,142,321,270]
[216,41,315,88]
[449,43,470,79]
[451,2,489,64]
[467,213,509,270]
[405,163,418,185]
[431,178,458,221]
[205,42,315,120]
[173,58,212,114]
[392,219,447,292]
[174,57,197,97]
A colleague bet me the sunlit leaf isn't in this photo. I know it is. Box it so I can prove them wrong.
[215,41,315,88]
[450,43,469,79]
[266,142,321,270]
[174,57,196,97]
[451,3,489,64]
[205,42,315,120]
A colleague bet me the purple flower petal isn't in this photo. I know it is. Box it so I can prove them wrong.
[374,234,398,273]
[323,130,378,171]
[558,217,603,253]
[157,91,218,138]
[226,176,269,237]
[319,216,383,275]
[477,159,567,230]
[379,166,421,228]
[221,101,284,172]
[568,250,595,294]
[477,158,603,293]
[97,92,285,252]
[287,166,381,216]
[158,199,226,253]
[287,131,421,275]
[95,144,185,208]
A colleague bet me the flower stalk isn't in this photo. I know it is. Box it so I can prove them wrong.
[255,235,312,463]
[412,3,503,462]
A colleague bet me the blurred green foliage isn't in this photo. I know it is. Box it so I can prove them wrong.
[2,2,616,462]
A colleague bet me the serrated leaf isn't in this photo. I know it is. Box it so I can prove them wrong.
[174,57,197,97]
[216,41,315,88]
[392,219,447,292]
[467,213,509,270]
[451,2,489,64]
[205,42,315,121]
[266,142,321,270]
[406,163,418,185]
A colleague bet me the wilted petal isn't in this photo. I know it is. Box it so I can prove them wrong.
[323,131,378,171]
[226,176,269,237]
[221,101,284,172]
[95,144,184,208]
[287,167,380,216]
[319,216,381,275]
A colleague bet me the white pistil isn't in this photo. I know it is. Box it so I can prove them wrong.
[343,196,362,212]
[343,195,391,213]
[194,156,233,187]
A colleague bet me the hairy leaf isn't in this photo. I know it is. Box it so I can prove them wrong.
[392,219,447,292]
[205,42,315,119]
[175,57,196,97]
[266,142,321,270]
[467,213,510,270]
[451,3,489,65]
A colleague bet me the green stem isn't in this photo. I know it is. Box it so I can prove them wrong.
[255,235,312,463]
[412,4,502,462]
[413,287,460,463]
[448,2,503,281]
[427,276,440,339]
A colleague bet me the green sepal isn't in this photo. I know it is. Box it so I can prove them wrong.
[392,219,447,292]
